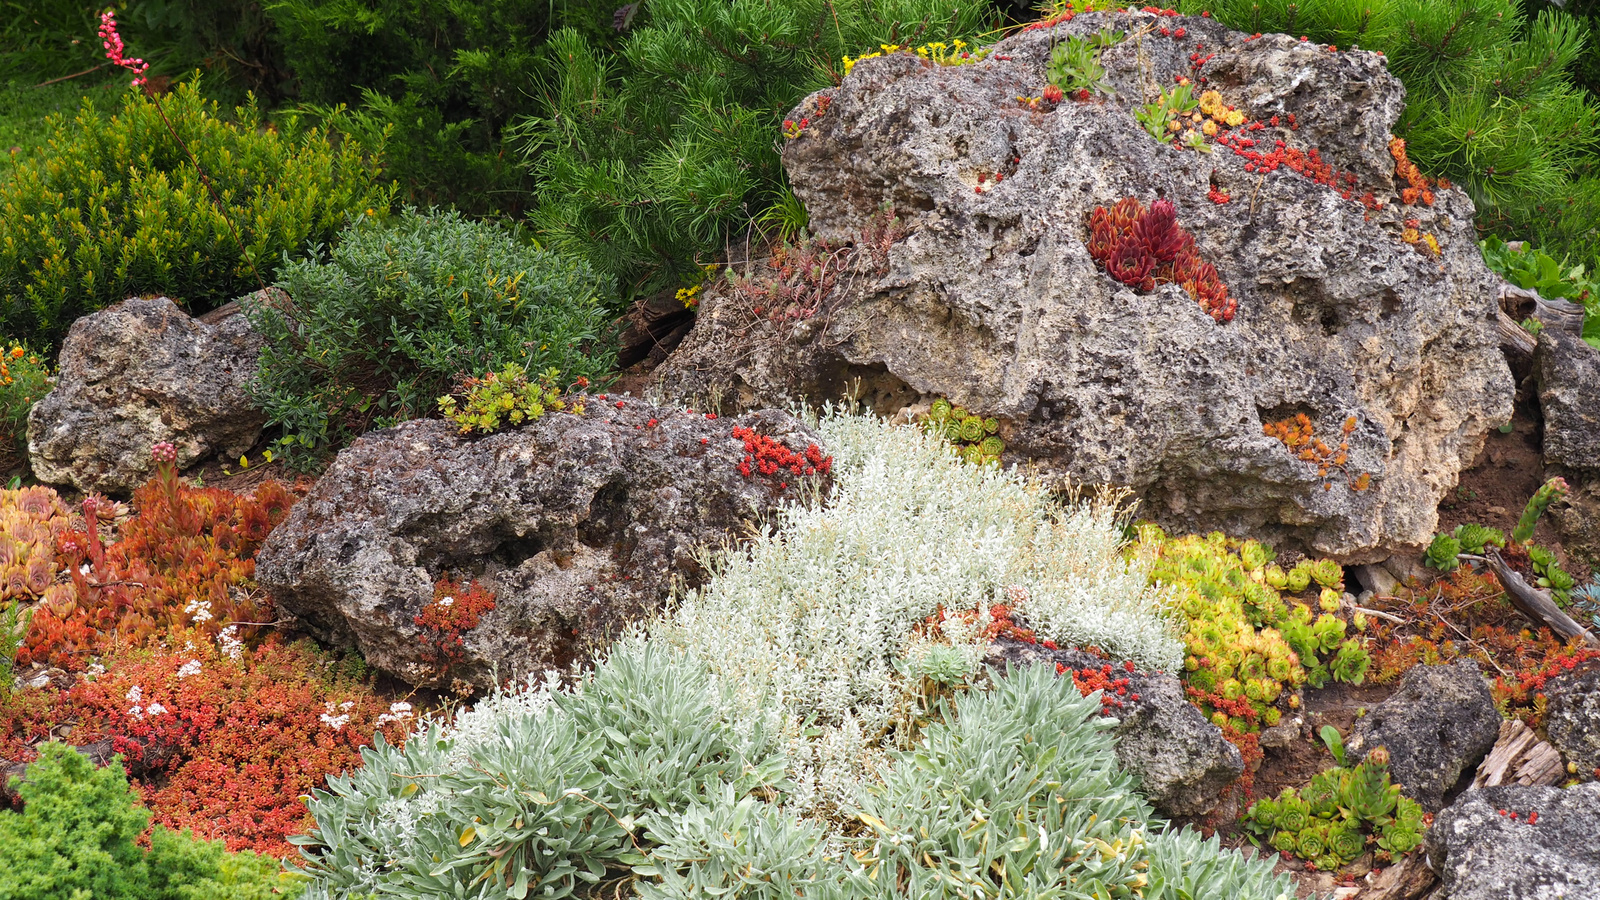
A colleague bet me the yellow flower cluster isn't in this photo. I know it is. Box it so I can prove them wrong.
[1198,90,1246,129]
[678,262,721,310]
[842,40,987,77]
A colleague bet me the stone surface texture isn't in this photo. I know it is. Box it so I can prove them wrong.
[27,295,267,494]
[1347,660,1501,811]
[256,403,830,688]
[1545,660,1600,783]
[986,640,1242,817]
[1425,783,1600,900]
[652,12,1513,562]
[1535,328,1600,569]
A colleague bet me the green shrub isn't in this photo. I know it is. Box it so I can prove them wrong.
[0,342,51,472]
[0,742,305,900]
[268,0,616,214]
[0,81,390,348]
[246,208,615,465]
[118,0,294,105]
[0,0,103,81]
[1182,0,1600,270]
[518,0,991,303]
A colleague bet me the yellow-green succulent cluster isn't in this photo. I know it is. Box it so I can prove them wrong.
[1245,748,1426,870]
[1138,528,1371,734]
[921,398,1004,466]
[437,364,583,435]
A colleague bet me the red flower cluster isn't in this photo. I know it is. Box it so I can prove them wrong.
[1086,197,1236,323]
[730,426,832,482]
[1067,662,1140,714]
[414,575,497,669]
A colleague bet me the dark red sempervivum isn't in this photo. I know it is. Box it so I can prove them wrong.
[1084,197,1236,323]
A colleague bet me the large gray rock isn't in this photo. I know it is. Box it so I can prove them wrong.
[1425,783,1600,900]
[1546,660,1600,783]
[653,11,1513,562]
[1347,660,1501,811]
[27,296,267,493]
[256,403,831,688]
[987,640,1243,817]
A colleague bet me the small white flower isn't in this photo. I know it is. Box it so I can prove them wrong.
[126,685,143,703]
[175,660,202,679]
[145,702,167,716]
[183,598,213,624]
[320,713,350,731]
[375,701,415,727]
[437,596,454,608]
[218,625,243,659]
[340,700,355,711]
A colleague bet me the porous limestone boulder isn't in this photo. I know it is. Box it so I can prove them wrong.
[987,640,1243,817]
[653,11,1513,562]
[1347,660,1501,811]
[1424,783,1600,900]
[27,295,267,494]
[1545,659,1600,783]
[255,402,831,688]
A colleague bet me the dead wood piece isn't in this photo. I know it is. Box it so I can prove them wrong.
[1359,851,1437,900]
[1474,719,1568,788]
[1497,310,1538,358]
[1482,547,1600,648]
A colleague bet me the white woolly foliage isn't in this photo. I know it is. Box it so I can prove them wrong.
[653,412,1181,799]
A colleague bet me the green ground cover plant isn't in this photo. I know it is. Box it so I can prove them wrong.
[247,209,615,465]
[518,0,991,303]
[0,78,122,169]
[0,81,391,348]
[0,742,306,899]
[1180,0,1600,270]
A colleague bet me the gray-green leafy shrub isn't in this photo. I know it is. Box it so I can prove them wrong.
[246,208,615,465]
[297,413,1295,900]
[0,82,391,348]
[0,742,304,900]
[517,0,991,302]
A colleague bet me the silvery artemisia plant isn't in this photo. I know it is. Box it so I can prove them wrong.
[295,413,1298,900]
[297,651,1300,900]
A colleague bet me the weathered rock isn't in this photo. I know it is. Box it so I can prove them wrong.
[1536,329,1600,469]
[986,640,1243,817]
[256,403,831,688]
[653,12,1513,562]
[1546,660,1600,783]
[1347,660,1501,811]
[27,295,268,494]
[1535,328,1600,568]
[1424,783,1600,900]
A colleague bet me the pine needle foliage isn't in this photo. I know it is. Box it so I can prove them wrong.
[1182,0,1600,268]
[266,0,618,215]
[515,0,990,303]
